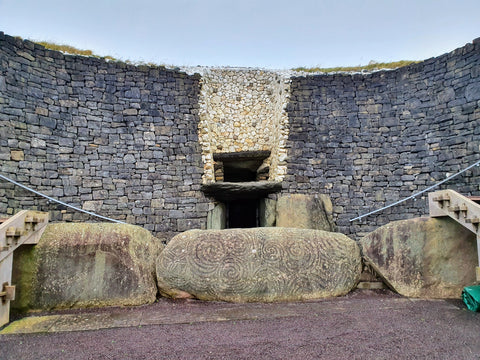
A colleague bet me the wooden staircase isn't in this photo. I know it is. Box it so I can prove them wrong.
[0,210,48,327]
[429,190,480,282]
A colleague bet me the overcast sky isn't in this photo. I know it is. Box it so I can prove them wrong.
[0,0,479,69]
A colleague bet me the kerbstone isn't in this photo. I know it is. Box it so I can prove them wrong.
[12,223,164,311]
[156,228,361,302]
[360,217,478,298]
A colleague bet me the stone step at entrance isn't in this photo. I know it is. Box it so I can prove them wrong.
[357,281,386,290]
[0,210,48,327]
[429,190,480,282]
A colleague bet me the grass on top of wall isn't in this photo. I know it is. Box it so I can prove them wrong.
[35,41,117,61]
[22,37,420,72]
[34,40,166,68]
[293,60,419,73]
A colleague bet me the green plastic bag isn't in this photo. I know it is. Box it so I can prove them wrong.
[462,285,480,312]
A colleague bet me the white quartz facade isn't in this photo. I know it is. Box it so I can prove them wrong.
[198,68,291,183]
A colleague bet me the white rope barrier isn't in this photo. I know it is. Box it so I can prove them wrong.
[0,173,127,224]
[350,159,480,222]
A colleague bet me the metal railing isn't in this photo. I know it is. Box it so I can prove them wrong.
[350,159,480,222]
[0,173,126,224]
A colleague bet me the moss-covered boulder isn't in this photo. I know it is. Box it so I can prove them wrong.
[156,227,361,302]
[12,223,163,312]
[360,217,478,298]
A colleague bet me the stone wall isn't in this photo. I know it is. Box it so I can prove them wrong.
[1,32,479,239]
[0,32,210,239]
[284,39,480,237]
[197,68,290,182]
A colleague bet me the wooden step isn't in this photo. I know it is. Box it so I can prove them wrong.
[433,194,450,202]
[5,227,26,237]
[24,214,44,224]
[465,217,480,224]
[468,196,480,204]
[1,211,49,262]
[0,210,49,328]
[0,284,15,301]
[448,204,468,212]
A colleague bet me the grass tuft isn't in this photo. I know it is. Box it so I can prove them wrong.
[293,60,420,73]
[16,36,420,72]
[35,40,165,68]
[35,41,116,60]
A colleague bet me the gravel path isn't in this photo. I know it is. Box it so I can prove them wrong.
[1,290,479,360]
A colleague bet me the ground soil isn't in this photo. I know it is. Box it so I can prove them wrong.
[1,290,479,359]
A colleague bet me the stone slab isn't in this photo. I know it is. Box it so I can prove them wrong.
[360,217,478,298]
[11,223,163,312]
[201,181,282,201]
[156,227,361,302]
[276,194,335,231]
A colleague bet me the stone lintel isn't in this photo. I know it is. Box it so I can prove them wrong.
[213,150,271,162]
[201,181,282,201]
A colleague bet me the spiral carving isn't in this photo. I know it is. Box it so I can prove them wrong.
[282,236,317,272]
[157,241,191,289]
[193,237,226,276]
[156,228,361,302]
[260,237,285,265]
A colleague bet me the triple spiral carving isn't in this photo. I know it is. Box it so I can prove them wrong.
[156,228,361,302]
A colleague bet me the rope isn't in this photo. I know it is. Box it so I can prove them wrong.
[350,158,480,222]
[0,173,127,224]
[2,157,479,225]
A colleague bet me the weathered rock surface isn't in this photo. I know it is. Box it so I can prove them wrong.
[12,223,163,312]
[201,181,283,201]
[276,194,336,231]
[156,227,361,302]
[360,217,478,298]
[259,198,276,227]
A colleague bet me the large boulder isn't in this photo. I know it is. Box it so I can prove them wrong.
[360,217,478,298]
[276,194,335,231]
[156,227,361,302]
[12,223,163,312]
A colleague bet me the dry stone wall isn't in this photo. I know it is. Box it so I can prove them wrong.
[0,32,479,239]
[0,32,209,238]
[284,39,480,237]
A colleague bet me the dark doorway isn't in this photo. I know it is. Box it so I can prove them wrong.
[227,199,259,228]
[213,150,271,183]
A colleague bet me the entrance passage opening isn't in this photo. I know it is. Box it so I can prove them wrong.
[213,150,271,182]
[223,161,261,182]
[226,198,259,228]
[203,150,282,229]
